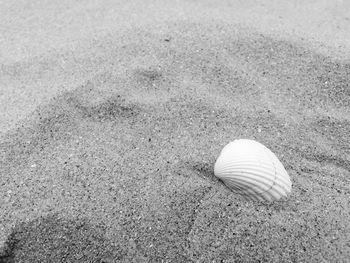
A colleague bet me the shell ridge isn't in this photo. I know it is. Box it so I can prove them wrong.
[216,170,281,189]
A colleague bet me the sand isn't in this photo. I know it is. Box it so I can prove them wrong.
[0,0,349,262]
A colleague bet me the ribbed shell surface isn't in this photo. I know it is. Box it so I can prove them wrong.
[214,139,292,201]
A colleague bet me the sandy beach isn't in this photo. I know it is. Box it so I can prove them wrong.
[0,0,349,262]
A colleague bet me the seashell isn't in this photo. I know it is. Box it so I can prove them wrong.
[214,139,292,201]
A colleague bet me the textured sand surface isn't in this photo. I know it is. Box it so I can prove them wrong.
[0,0,350,262]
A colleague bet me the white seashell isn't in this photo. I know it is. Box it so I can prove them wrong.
[214,139,292,201]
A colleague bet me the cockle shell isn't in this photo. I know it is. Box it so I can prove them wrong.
[214,139,292,201]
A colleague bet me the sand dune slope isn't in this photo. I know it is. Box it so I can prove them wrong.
[0,2,350,263]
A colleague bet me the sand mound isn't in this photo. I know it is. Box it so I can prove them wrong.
[1,6,349,263]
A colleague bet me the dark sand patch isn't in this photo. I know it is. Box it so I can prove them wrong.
[0,214,123,262]
[1,22,350,262]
